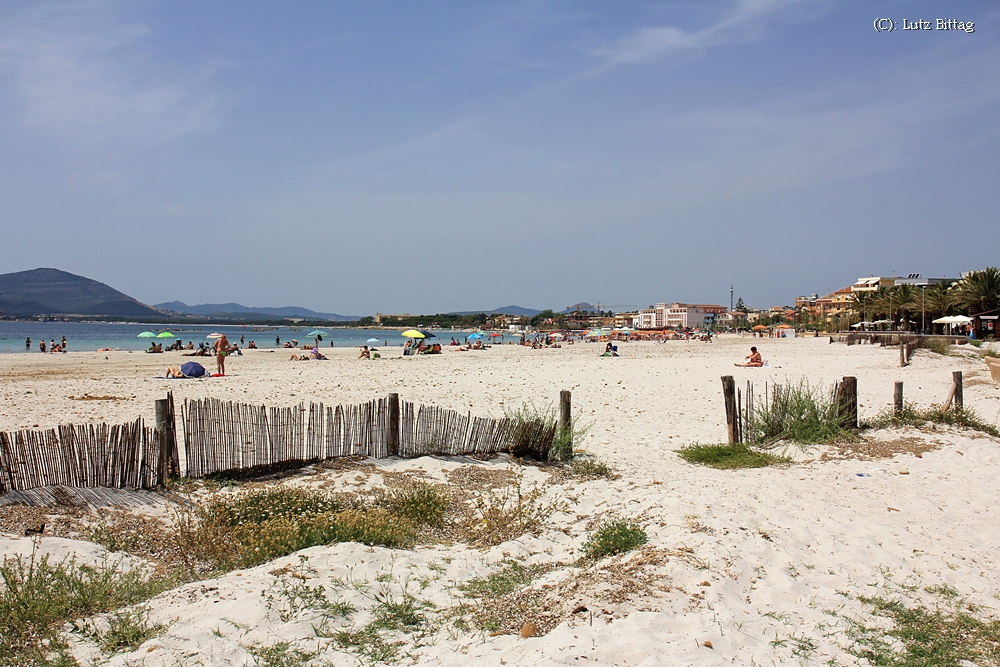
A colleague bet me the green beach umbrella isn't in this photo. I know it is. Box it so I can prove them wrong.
[156,332,176,338]
[306,330,328,338]
[137,331,155,338]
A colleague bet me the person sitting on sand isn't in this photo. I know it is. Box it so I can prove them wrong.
[310,346,327,360]
[359,345,371,359]
[735,346,763,367]
[247,341,257,349]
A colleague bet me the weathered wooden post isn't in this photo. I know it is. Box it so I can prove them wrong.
[899,343,906,367]
[154,397,169,486]
[894,381,904,415]
[387,393,400,456]
[952,371,963,410]
[839,376,858,429]
[722,376,737,443]
[559,390,572,448]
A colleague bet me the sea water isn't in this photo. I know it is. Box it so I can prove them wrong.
[0,321,418,354]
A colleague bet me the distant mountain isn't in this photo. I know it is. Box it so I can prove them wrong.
[446,305,541,317]
[157,301,359,321]
[561,302,597,313]
[0,268,162,318]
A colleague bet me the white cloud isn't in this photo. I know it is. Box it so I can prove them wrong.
[0,1,222,151]
[601,0,805,65]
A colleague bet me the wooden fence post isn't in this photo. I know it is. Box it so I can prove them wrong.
[154,398,169,486]
[722,376,737,443]
[387,393,400,456]
[559,390,572,449]
[952,371,963,410]
[839,376,858,429]
[894,381,903,415]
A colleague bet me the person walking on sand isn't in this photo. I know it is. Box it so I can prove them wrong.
[214,334,231,375]
[735,346,763,367]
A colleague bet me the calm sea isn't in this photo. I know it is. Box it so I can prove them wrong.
[0,321,422,354]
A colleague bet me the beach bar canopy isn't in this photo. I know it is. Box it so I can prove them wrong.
[932,315,972,324]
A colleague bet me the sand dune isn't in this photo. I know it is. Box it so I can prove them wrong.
[2,336,999,665]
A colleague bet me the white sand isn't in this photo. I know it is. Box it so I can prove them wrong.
[2,336,999,665]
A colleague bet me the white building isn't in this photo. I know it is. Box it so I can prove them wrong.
[634,303,726,329]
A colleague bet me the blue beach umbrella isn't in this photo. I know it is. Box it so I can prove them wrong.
[467,333,484,340]
[137,331,155,338]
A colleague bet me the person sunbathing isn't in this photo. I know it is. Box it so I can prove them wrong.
[359,346,371,359]
[290,353,309,361]
[166,366,186,378]
[735,346,763,367]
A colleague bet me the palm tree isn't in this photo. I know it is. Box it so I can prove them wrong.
[958,267,1000,314]
[923,282,956,320]
[889,284,918,330]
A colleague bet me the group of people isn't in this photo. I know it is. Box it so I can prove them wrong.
[28,337,67,354]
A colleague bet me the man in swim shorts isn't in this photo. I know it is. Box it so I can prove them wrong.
[214,335,231,375]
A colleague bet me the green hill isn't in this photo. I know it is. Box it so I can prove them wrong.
[0,268,162,318]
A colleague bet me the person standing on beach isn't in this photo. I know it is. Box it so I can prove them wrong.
[40,340,46,353]
[61,336,67,350]
[25,337,30,351]
[50,339,56,353]
[214,335,231,375]
[276,335,280,346]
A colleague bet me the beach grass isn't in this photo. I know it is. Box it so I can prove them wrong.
[845,594,1000,667]
[570,456,613,478]
[862,403,1000,438]
[678,442,790,469]
[748,380,854,445]
[0,553,174,666]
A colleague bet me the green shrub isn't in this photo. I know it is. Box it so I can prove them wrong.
[571,457,613,478]
[205,487,343,527]
[580,520,647,561]
[678,442,790,469]
[925,338,951,355]
[749,380,853,445]
[383,483,449,528]
[862,403,1000,438]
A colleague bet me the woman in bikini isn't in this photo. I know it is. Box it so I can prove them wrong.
[735,346,763,367]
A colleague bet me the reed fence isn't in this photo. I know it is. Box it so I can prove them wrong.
[182,394,544,479]
[0,418,159,493]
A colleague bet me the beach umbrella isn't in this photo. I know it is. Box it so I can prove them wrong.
[367,337,380,343]
[402,330,425,338]
[137,331,155,338]
[180,362,206,378]
[306,330,328,338]
[467,333,483,340]
[156,332,176,338]
[419,330,437,339]
[933,315,972,324]
[206,333,224,339]
[752,324,768,330]
[489,332,502,337]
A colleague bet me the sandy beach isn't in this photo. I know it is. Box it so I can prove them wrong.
[2,335,1000,665]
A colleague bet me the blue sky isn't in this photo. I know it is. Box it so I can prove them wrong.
[1,1,997,316]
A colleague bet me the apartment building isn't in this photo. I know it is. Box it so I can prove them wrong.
[634,302,727,329]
